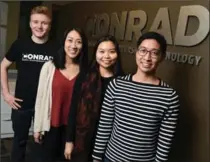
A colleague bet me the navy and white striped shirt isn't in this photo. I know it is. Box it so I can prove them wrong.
[92,74,180,162]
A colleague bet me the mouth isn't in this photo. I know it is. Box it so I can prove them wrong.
[141,62,152,68]
[35,30,44,34]
[103,60,112,64]
[69,49,78,55]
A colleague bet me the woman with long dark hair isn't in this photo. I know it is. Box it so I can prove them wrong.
[64,35,123,161]
[33,27,88,162]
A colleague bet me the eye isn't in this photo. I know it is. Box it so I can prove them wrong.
[139,49,147,54]
[33,20,38,24]
[99,50,104,53]
[42,22,48,25]
[76,40,82,44]
[151,51,159,56]
[110,50,116,54]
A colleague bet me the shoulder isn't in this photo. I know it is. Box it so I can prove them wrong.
[107,74,132,88]
[16,37,33,45]
[159,79,180,99]
[11,37,37,50]
[116,74,132,81]
[159,79,175,91]
[77,70,87,83]
[41,60,55,70]
[9,38,25,48]
[112,74,132,83]
[46,39,60,50]
[73,68,88,85]
[38,61,55,79]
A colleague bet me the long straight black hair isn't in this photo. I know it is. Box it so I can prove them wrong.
[53,27,88,70]
[74,36,124,147]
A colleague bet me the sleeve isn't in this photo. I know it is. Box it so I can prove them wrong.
[155,90,180,162]
[66,71,86,142]
[92,79,117,161]
[33,62,49,133]
[5,39,20,62]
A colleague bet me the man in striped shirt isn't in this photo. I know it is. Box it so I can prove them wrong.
[92,32,180,162]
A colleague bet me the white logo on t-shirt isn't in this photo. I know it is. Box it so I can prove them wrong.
[22,53,53,62]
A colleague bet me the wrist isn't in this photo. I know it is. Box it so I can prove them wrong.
[2,92,10,99]
[93,160,101,162]
[2,90,9,96]
[66,142,73,146]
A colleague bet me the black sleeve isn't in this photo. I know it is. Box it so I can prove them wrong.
[66,70,86,142]
[5,39,20,62]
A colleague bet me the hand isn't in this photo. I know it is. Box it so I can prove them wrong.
[3,92,23,109]
[93,160,101,162]
[34,132,42,144]
[64,142,74,160]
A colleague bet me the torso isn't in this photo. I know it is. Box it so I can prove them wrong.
[51,69,78,127]
[13,38,59,109]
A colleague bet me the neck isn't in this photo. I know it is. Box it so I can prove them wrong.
[133,69,159,85]
[65,55,75,68]
[99,66,114,78]
[31,35,48,44]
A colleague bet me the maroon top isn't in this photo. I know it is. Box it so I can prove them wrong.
[51,69,77,127]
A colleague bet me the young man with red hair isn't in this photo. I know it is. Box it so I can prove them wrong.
[1,6,59,162]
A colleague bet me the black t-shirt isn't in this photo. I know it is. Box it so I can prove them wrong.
[5,37,59,110]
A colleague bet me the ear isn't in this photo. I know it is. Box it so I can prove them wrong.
[48,24,51,31]
[158,54,165,63]
[29,19,32,29]
[135,50,139,59]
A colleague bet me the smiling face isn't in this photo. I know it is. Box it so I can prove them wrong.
[136,39,162,75]
[96,41,118,70]
[64,30,83,59]
[30,13,51,39]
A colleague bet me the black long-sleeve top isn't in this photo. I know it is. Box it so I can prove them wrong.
[66,70,113,143]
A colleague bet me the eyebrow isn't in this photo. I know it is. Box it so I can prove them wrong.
[98,48,116,50]
[66,37,82,40]
[139,46,159,51]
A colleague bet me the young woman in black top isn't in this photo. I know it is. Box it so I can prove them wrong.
[64,35,123,161]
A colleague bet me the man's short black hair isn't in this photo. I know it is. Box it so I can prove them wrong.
[137,31,167,58]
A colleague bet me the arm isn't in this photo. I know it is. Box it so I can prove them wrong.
[1,58,23,109]
[66,70,86,143]
[64,71,86,160]
[92,79,117,161]
[33,62,49,134]
[64,90,78,160]
[155,90,180,162]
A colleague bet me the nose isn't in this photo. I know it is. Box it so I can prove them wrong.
[37,22,42,28]
[71,41,77,48]
[104,52,111,58]
[143,52,152,61]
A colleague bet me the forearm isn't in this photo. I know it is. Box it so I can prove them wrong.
[1,61,11,95]
[65,92,77,142]
[66,95,78,142]
[155,116,179,161]
[66,117,76,142]
[93,80,116,160]
[92,102,115,160]
[155,91,180,161]
[66,71,85,142]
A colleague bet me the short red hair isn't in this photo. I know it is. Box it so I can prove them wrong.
[31,6,52,21]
